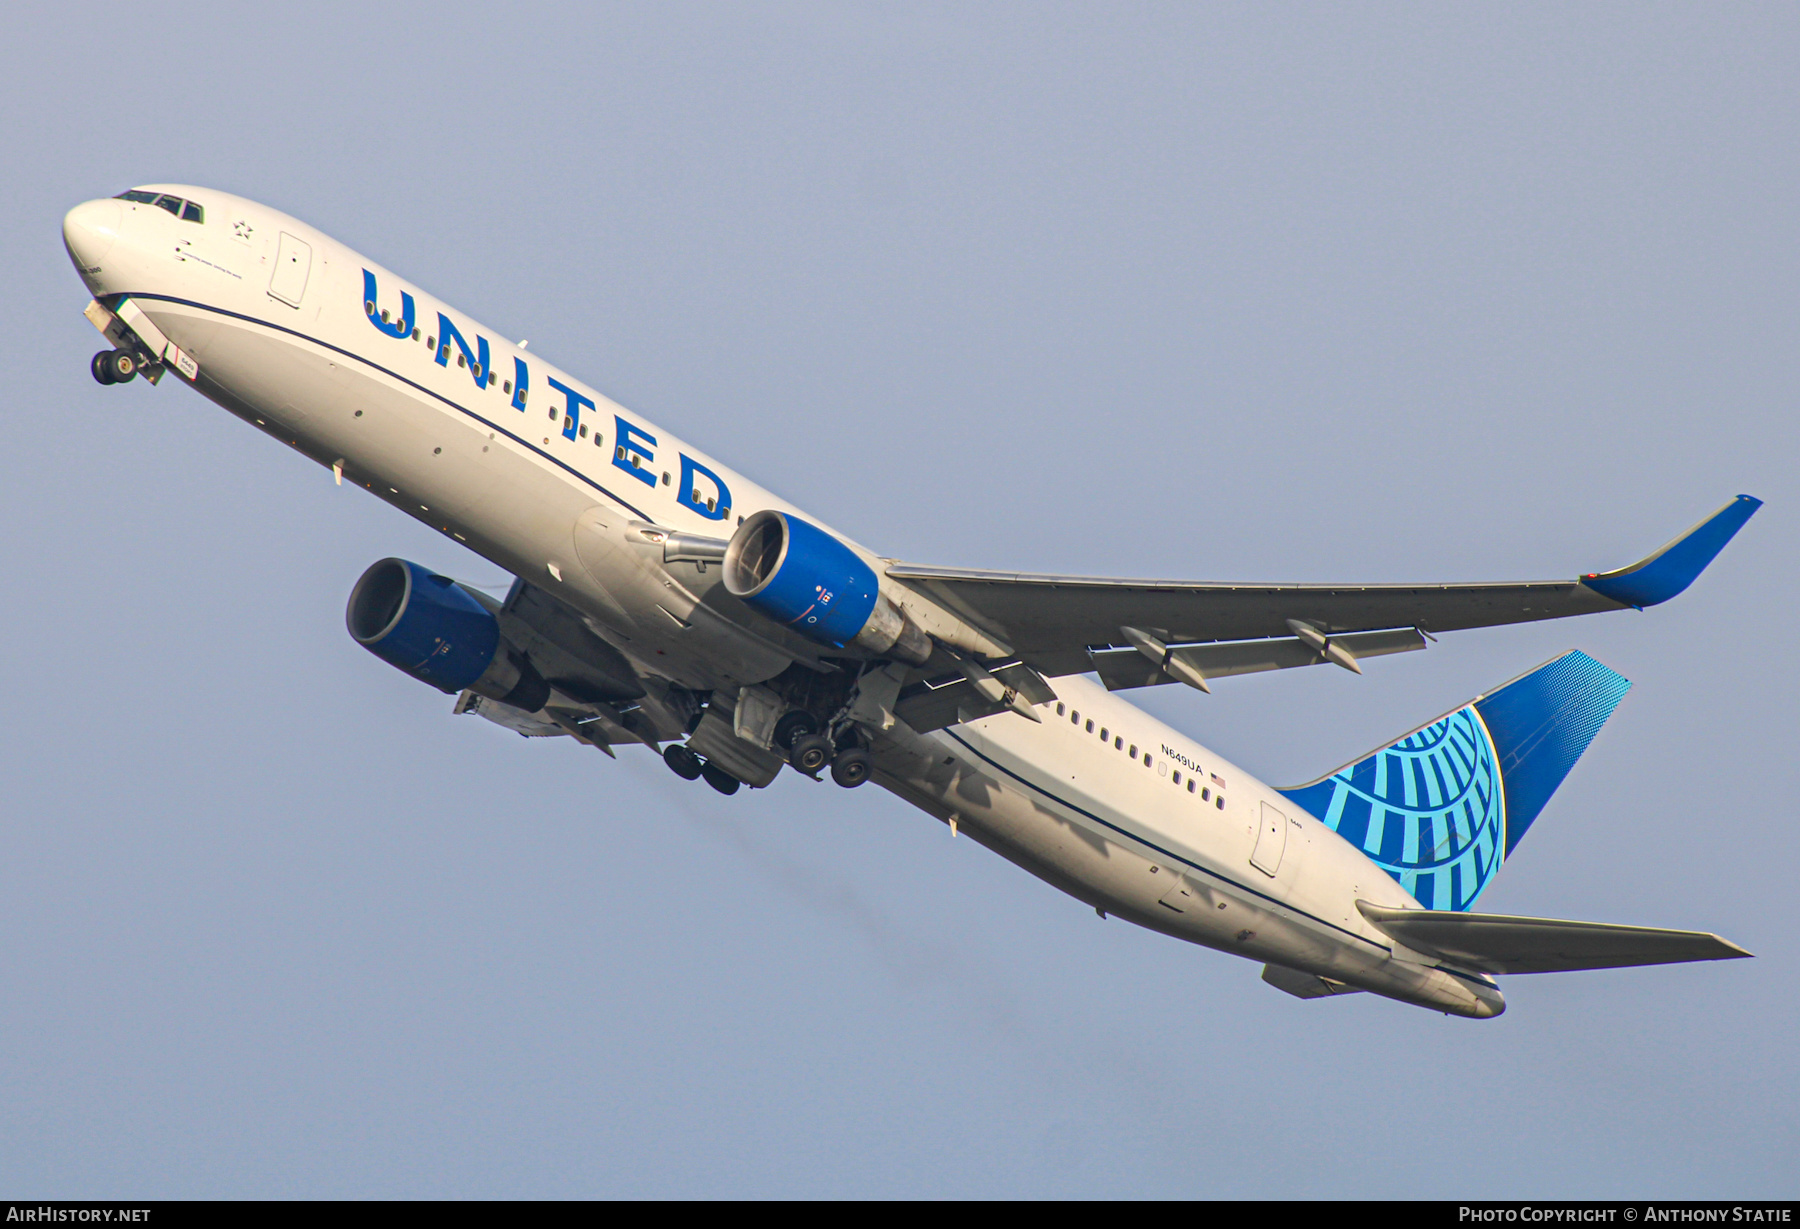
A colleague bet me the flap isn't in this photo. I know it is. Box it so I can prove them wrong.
[1091,626,1426,691]
[893,661,1054,733]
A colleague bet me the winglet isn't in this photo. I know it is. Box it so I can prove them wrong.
[1580,495,1762,608]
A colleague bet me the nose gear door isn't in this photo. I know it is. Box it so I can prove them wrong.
[269,232,312,307]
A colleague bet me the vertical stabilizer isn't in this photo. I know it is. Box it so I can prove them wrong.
[1280,651,1630,911]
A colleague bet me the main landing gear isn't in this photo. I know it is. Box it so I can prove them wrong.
[828,748,871,789]
[663,742,741,795]
[663,699,877,797]
[773,711,871,789]
[90,349,137,384]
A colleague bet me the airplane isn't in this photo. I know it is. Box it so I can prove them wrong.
[61,184,1761,1018]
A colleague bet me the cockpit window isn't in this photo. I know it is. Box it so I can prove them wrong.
[114,190,204,223]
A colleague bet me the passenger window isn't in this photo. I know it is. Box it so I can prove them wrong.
[1187,780,1196,793]
[380,308,391,323]
[1070,711,1079,724]
[1128,745,1137,758]
[1114,737,1122,750]
[457,353,466,368]
[1099,727,1108,741]
[155,195,182,216]
[564,416,574,432]
[503,380,512,394]
[595,435,605,448]
[1056,703,1065,716]
[182,201,204,223]
[1173,771,1181,785]
[1216,796,1225,810]
[428,336,437,350]
[1085,720,1094,733]
[579,424,588,438]
[662,472,671,485]
[1142,753,1152,767]
[1201,788,1210,801]
[413,328,421,341]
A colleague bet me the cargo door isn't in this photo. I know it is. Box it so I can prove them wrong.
[269,232,312,307]
[1251,801,1288,877]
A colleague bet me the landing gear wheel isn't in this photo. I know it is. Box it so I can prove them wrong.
[772,710,817,751]
[102,351,137,383]
[700,762,741,795]
[830,748,872,789]
[789,733,833,775]
[91,351,116,385]
[663,743,703,781]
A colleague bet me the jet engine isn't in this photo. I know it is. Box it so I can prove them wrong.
[347,558,550,711]
[724,511,930,664]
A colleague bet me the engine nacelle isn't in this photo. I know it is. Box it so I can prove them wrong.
[723,511,930,664]
[347,558,550,711]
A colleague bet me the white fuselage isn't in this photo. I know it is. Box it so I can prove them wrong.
[63,185,1502,1018]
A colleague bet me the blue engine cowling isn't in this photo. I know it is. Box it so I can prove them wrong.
[347,558,549,709]
[723,512,930,664]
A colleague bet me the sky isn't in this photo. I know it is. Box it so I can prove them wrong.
[1,2,1795,1199]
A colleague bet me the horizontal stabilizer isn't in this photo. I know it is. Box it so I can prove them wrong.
[1357,901,1752,975]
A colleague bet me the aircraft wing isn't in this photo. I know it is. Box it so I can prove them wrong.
[1357,902,1752,975]
[886,496,1761,684]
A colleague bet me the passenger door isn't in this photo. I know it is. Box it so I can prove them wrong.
[1251,801,1288,877]
[268,232,312,307]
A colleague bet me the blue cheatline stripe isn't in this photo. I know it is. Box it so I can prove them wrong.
[143,294,1494,979]
[124,293,659,525]
[938,729,1394,957]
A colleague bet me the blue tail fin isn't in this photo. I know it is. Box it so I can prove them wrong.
[1279,651,1631,911]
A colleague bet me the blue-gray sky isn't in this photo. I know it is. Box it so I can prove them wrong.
[2,2,1794,1198]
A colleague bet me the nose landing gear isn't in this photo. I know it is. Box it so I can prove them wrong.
[90,349,137,385]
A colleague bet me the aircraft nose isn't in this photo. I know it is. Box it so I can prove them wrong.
[63,198,122,271]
